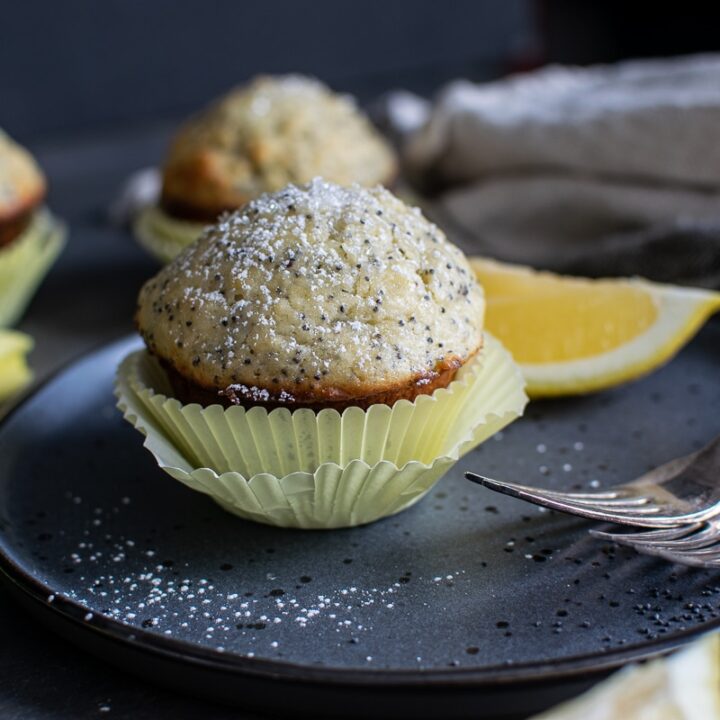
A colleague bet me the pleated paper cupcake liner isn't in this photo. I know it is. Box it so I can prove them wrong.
[116,333,528,528]
[0,209,66,327]
[134,205,206,263]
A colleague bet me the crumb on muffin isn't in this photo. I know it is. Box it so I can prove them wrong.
[160,75,397,221]
[137,179,484,410]
[0,130,46,248]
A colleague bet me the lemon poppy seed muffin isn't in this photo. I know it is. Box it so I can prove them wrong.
[160,75,397,222]
[136,179,484,411]
[0,131,46,248]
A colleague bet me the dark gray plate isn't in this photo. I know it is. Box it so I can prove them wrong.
[1,328,720,719]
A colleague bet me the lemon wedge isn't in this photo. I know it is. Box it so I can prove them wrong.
[532,632,720,719]
[470,258,720,397]
[0,330,33,402]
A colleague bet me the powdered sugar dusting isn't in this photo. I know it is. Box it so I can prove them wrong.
[137,180,484,405]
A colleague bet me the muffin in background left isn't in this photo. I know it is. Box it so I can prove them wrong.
[0,130,66,403]
[133,75,398,264]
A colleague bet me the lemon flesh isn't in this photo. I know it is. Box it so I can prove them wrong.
[471,258,720,397]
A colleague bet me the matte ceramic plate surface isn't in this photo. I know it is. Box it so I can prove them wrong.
[1,329,720,719]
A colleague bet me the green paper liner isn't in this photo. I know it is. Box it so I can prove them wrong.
[116,333,527,529]
[134,205,207,263]
[0,329,33,402]
[0,209,65,327]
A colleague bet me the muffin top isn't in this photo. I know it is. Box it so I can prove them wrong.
[160,75,397,220]
[0,130,46,224]
[137,179,484,407]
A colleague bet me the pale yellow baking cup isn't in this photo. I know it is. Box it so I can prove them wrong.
[134,205,207,263]
[0,209,65,327]
[0,329,33,403]
[115,333,527,529]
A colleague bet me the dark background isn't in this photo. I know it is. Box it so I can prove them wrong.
[1,0,535,141]
[4,1,720,144]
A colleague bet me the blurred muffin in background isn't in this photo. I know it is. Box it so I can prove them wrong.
[134,75,398,263]
[0,131,46,249]
[0,130,65,327]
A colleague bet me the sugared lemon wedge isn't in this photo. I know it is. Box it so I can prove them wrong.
[470,258,720,397]
[531,632,720,719]
[0,330,33,403]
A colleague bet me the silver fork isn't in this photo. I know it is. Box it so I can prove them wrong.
[589,521,720,568]
[465,434,720,528]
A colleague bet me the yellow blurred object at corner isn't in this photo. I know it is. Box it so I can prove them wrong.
[531,632,720,719]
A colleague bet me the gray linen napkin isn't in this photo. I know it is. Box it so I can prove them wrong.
[380,55,720,288]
